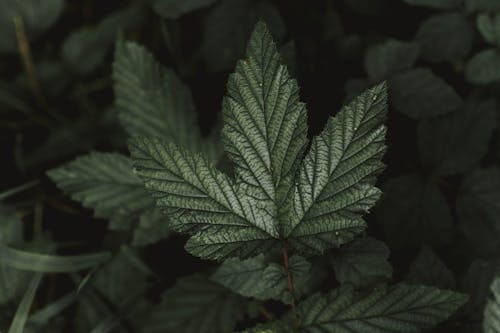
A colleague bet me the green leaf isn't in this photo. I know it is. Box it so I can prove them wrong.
[8,273,43,333]
[202,0,285,72]
[364,39,419,82]
[285,83,387,255]
[416,12,473,63]
[130,23,388,260]
[48,152,157,231]
[141,274,246,333]
[0,181,38,202]
[332,237,393,289]
[148,0,217,19]
[0,245,110,272]
[61,5,142,75]
[298,284,468,332]
[477,14,500,46]
[457,168,500,256]
[0,0,64,53]
[390,68,462,119]
[406,246,456,290]
[417,99,496,176]
[132,208,171,247]
[27,293,77,327]
[484,276,500,333]
[466,0,500,11]
[402,0,461,9]
[376,174,453,249]
[465,49,500,84]
[112,39,221,160]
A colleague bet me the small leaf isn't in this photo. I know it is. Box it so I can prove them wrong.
[390,68,462,119]
[406,246,456,290]
[416,12,474,63]
[465,0,500,12]
[402,0,461,9]
[202,0,285,72]
[457,168,500,257]
[236,321,291,333]
[364,39,419,82]
[141,274,246,333]
[376,174,453,249]
[132,208,171,247]
[484,276,500,333]
[333,237,393,289]
[298,284,469,332]
[477,14,500,45]
[0,0,64,53]
[465,49,500,84]
[148,0,217,19]
[417,99,496,176]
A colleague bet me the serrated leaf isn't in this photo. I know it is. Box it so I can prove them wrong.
[141,274,246,333]
[376,174,453,249]
[364,39,419,82]
[333,237,392,289]
[0,0,64,53]
[61,5,142,75]
[484,276,500,333]
[48,152,158,231]
[285,83,387,255]
[298,284,468,332]
[416,12,473,63]
[202,0,285,72]
[466,0,500,11]
[113,40,221,161]
[390,68,462,119]
[148,0,217,19]
[465,49,500,84]
[132,208,171,247]
[417,99,496,176]
[406,246,456,290]
[457,168,500,256]
[402,0,461,9]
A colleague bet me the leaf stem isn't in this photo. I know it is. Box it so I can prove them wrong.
[282,243,299,330]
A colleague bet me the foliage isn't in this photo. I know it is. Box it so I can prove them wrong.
[0,0,499,332]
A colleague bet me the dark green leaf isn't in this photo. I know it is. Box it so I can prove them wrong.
[466,0,500,12]
[390,68,462,119]
[416,12,473,63]
[457,168,500,257]
[0,0,64,53]
[465,49,500,84]
[402,0,461,9]
[484,276,500,333]
[406,245,456,290]
[333,237,393,289]
[8,273,43,333]
[364,39,419,81]
[376,174,453,249]
[417,99,496,176]
[141,274,246,333]
[477,14,500,46]
[149,0,217,19]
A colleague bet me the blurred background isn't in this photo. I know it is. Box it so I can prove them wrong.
[1,0,500,331]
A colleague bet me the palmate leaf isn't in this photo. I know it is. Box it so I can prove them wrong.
[406,246,456,290]
[130,22,387,260]
[297,284,468,332]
